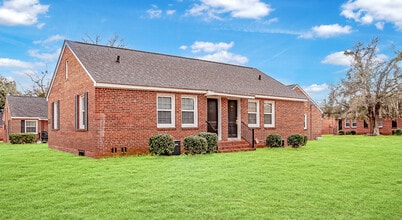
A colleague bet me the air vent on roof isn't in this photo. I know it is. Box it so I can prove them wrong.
[116,55,120,63]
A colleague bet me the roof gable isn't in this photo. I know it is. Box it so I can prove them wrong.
[63,40,305,100]
[7,95,48,119]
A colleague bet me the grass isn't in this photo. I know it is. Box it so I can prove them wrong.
[0,135,401,219]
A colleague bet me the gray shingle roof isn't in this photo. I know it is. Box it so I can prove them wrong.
[66,40,306,100]
[7,95,48,119]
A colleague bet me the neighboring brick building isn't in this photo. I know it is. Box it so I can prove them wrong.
[322,117,402,135]
[47,40,322,157]
[2,95,48,142]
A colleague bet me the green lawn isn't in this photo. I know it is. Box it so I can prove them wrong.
[1,135,401,219]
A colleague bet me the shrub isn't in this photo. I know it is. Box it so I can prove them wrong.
[350,130,356,135]
[196,132,218,153]
[394,129,402,136]
[303,135,308,146]
[338,130,345,135]
[149,134,175,155]
[184,135,207,155]
[287,134,305,148]
[266,134,283,148]
[9,133,36,144]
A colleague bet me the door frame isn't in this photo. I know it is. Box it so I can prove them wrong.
[228,98,241,140]
[206,97,222,141]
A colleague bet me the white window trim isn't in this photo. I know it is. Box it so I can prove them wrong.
[352,119,357,128]
[157,94,175,128]
[25,120,38,134]
[264,101,275,128]
[345,120,350,128]
[65,60,68,79]
[53,101,59,130]
[79,95,85,129]
[248,100,260,128]
[181,95,198,128]
[304,114,308,130]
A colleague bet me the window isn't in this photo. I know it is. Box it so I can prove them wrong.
[181,96,197,128]
[378,118,383,128]
[304,114,308,130]
[65,60,68,79]
[264,101,275,127]
[75,92,88,130]
[352,119,357,128]
[25,120,37,133]
[157,94,175,128]
[364,120,368,128]
[248,100,259,127]
[392,120,397,128]
[345,120,350,128]
[52,101,60,130]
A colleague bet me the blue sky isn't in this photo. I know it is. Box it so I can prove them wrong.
[1,0,402,103]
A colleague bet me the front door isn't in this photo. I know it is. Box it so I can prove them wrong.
[338,119,342,130]
[207,99,218,134]
[228,100,238,138]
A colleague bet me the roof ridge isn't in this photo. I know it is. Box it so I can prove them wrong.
[66,40,255,70]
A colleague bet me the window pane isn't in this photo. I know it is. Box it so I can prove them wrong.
[26,121,36,127]
[248,113,256,124]
[25,121,37,133]
[248,102,257,112]
[182,98,194,111]
[182,112,194,124]
[158,97,172,110]
[264,114,272,125]
[158,111,171,124]
[264,103,272,113]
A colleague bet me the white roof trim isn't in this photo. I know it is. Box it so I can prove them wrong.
[205,91,254,99]
[255,95,307,102]
[12,117,48,120]
[95,83,207,94]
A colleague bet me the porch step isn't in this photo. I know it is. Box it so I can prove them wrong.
[218,140,255,153]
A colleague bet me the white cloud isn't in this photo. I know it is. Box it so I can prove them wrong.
[321,51,352,66]
[182,41,248,65]
[300,24,352,39]
[166,10,176,15]
[303,83,329,93]
[33,34,65,44]
[191,41,234,53]
[0,58,35,69]
[28,49,60,61]
[187,0,273,20]
[198,50,248,65]
[0,0,49,26]
[341,0,402,30]
[147,5,162,19]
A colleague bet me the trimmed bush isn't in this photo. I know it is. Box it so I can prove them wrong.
[196,132,218,153]
[350,130,356,135]
[266,134,283,148]
[184,135,207,155]
[338,130,345,135]
[393,129,402,136]
[9,133,36,144]
[287,134,305,148]
[149,134,175,155]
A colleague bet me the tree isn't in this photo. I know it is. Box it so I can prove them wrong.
[326,38,402,135]
[0,75,20,109]
[24,70,50,97]
[82,33,125,48]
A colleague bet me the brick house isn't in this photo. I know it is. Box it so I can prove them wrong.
[47,40,321,157]
[322,117,402,135]
[2,95,48,142]
[287,84,323,140]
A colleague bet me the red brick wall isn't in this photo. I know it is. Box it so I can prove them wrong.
[337,118,402,135]
[47,46,98,157]
[322,117,337,134]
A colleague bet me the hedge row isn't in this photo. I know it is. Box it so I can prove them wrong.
[266,133,308,148]
[9,133,36,144]
[392,129,402,135]
[338,130,356,135]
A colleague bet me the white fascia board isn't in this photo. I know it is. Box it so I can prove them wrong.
[12,117,48,120]
[95,83,207,94]
[205,91,255,99]
[255,95,307,102]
